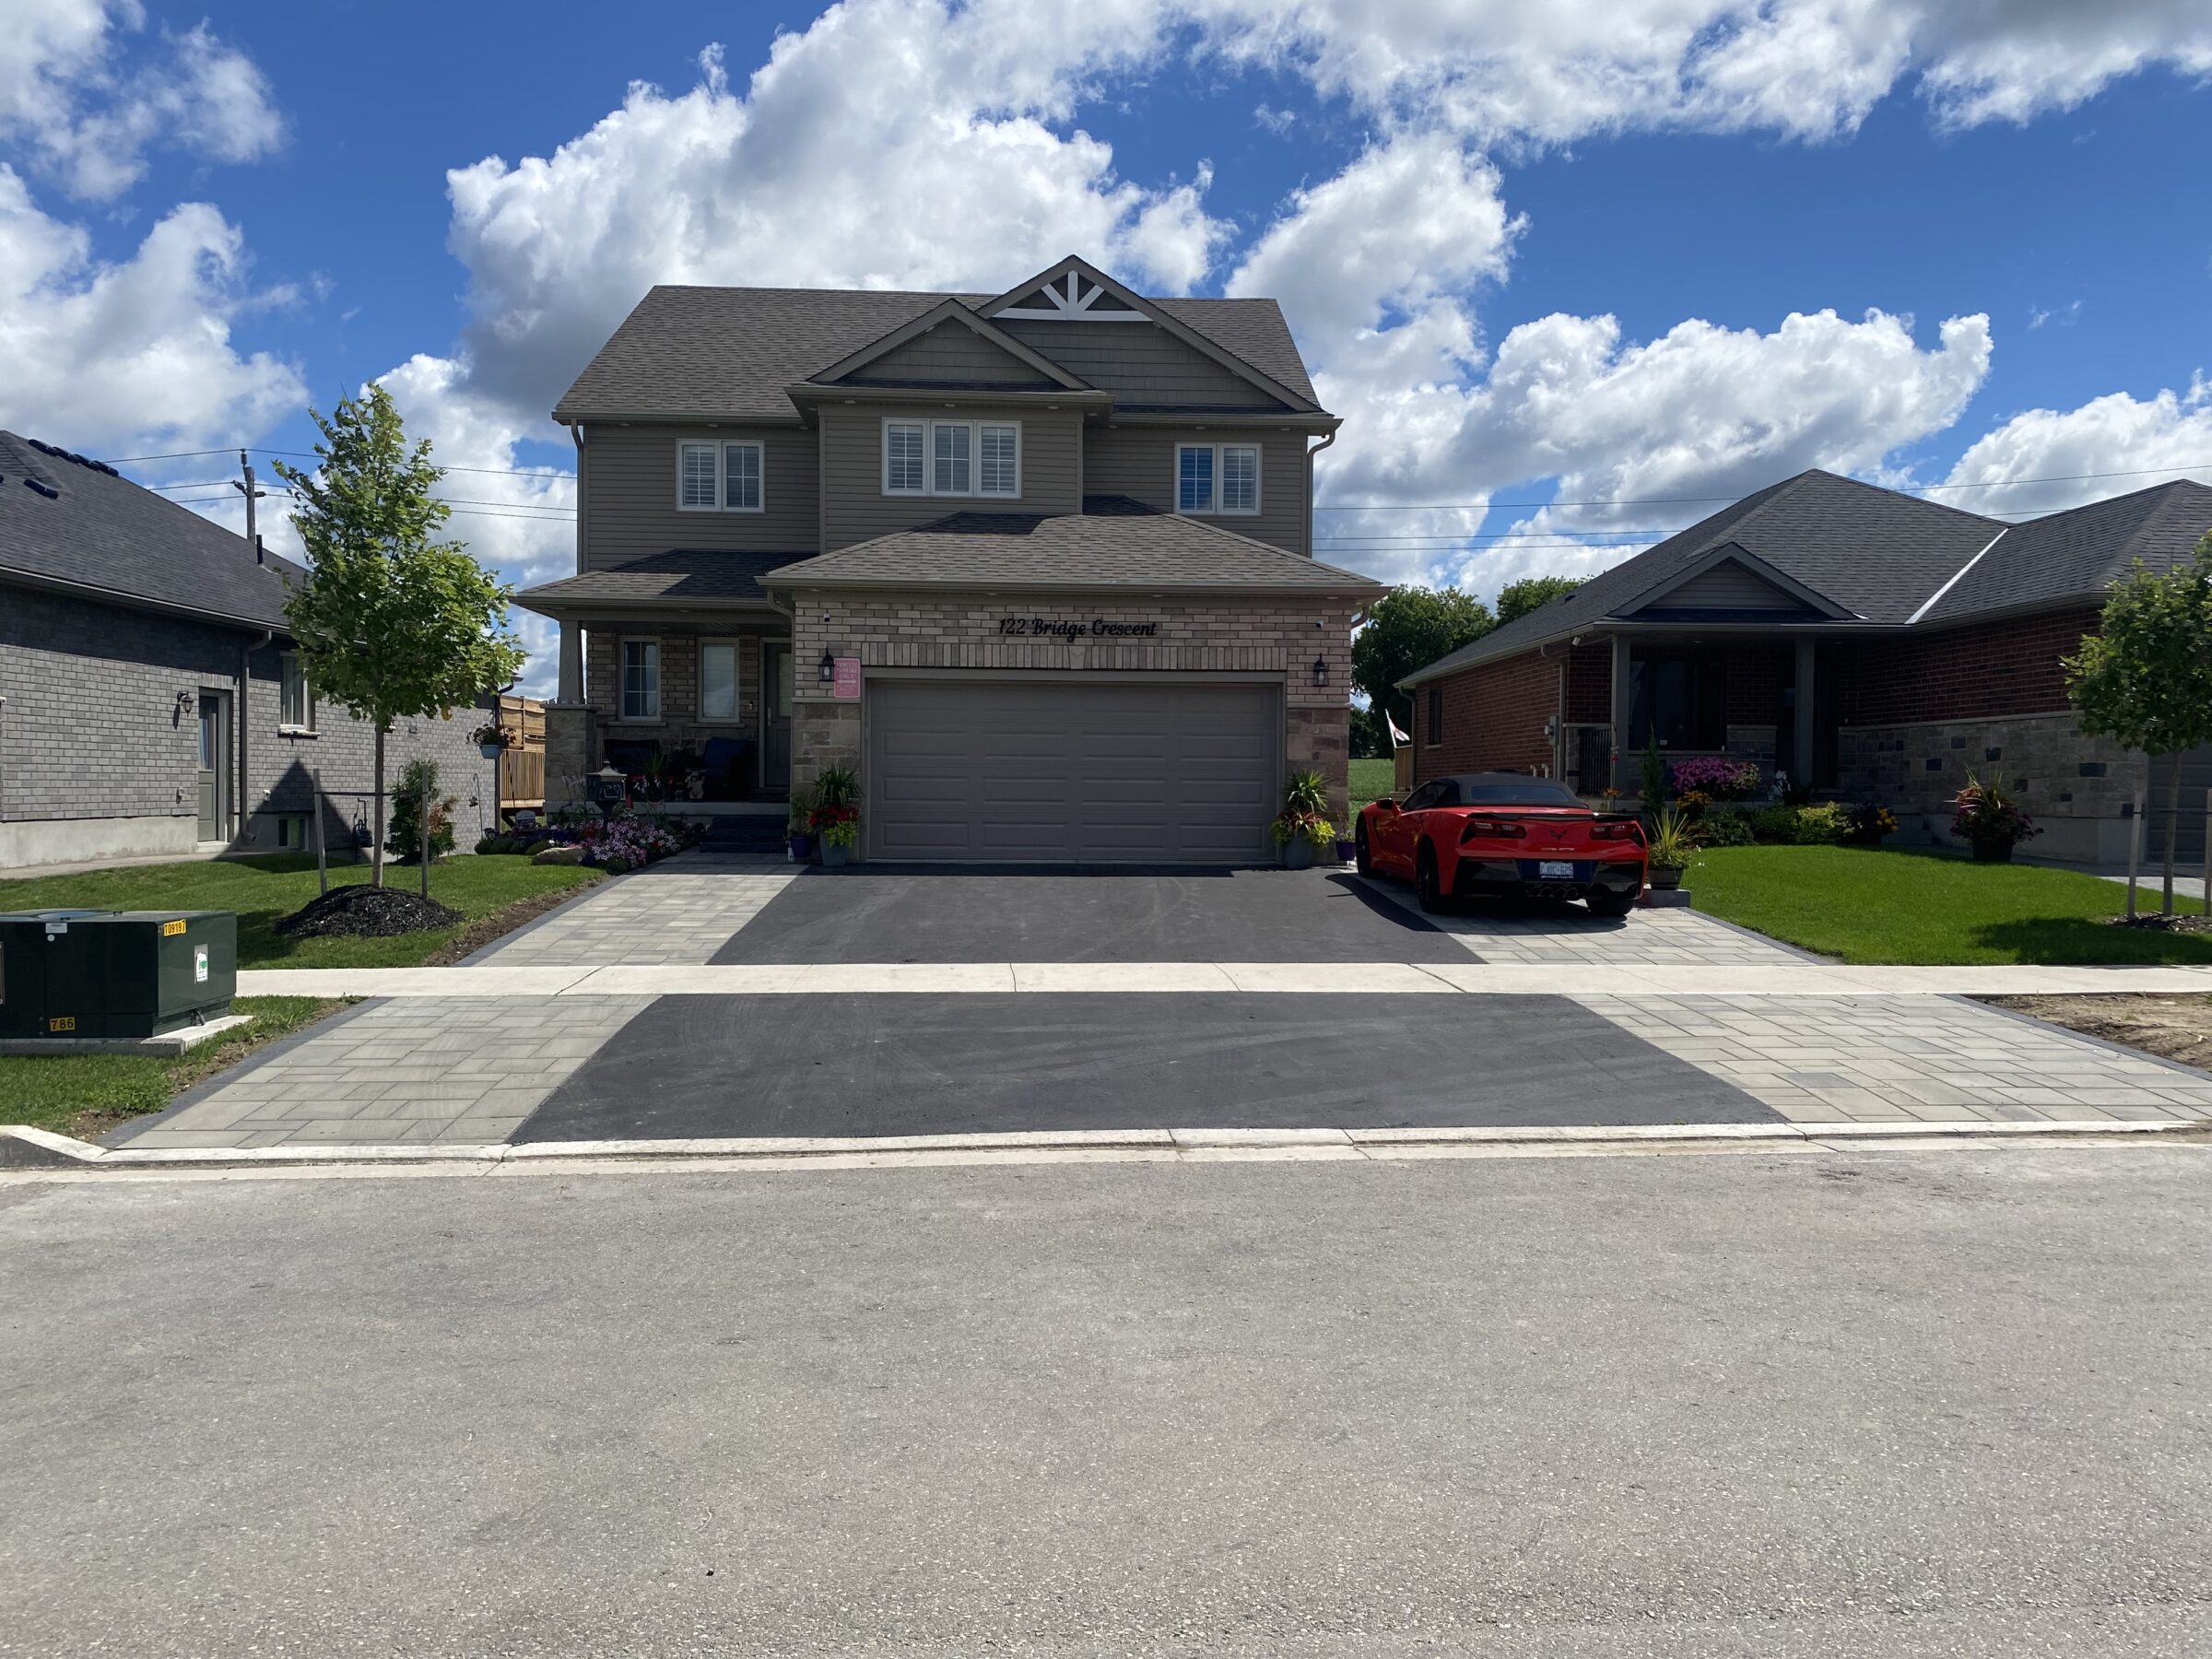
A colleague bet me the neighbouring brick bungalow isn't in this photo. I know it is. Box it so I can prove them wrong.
[1398,469,2212,865]
[0,431,491,871]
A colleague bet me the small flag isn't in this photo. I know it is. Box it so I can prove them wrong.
[1386,711,1410,747]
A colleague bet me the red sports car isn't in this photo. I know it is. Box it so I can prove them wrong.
[1355,771,1648,917]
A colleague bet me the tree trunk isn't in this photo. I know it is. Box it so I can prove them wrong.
[371,723,388,889]
[2164,749,2183,915]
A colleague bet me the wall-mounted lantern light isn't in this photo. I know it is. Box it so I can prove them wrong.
[818,648,836,683]
[1311,653,1329,688]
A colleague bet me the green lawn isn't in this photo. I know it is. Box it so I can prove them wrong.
[0,853,603,970]
[1349,757,1397,813]
[1689,844,2212,965]
[0,995,349,1138]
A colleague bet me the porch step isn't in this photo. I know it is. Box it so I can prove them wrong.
[700,814,785,852]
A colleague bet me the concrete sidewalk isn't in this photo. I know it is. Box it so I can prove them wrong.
[238,959,2212,998]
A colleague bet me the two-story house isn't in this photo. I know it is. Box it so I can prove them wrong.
[519,256,1381,864]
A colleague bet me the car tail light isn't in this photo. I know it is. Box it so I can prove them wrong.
[1593,819,1645,843]
[1459,817,1527,842]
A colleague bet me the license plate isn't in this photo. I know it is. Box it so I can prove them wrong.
[1538,860,1575,879]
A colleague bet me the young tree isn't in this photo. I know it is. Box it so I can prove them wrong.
[274,385,526,888]
[1351,585,1495,740]
[1497,574,1584,626]
[2065,532,2212,913]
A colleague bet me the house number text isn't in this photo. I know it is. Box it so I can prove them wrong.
[998,618,1160,638]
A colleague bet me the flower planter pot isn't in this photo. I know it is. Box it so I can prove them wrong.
[1281,840,1314,871]
[1335,838,1357,865]
[787,833,812,862]
[478,742,506,760]
[1971,839,2015,864]
[821,842,852,869]
[1649,865,1685,890]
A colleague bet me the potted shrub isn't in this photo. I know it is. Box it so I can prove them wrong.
[819,816,859,868]
[1952,773,2040,862]
[785,786,817,863]
[1270,771,1334,870]
[1645,806,1695,890]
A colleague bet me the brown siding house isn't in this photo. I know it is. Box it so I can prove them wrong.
[519,256,1379,863]
[1399,470,2212,865]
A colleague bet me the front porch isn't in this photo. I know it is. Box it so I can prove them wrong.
[1560,634,1824,801]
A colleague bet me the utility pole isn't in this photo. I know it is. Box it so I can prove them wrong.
[233,450,267,560]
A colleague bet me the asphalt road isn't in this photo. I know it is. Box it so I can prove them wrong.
[518,991,1771,1140]
[5,1147,2210,1656]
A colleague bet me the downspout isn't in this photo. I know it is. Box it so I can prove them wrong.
[241,629,273,845]
[1304,427,1337,559]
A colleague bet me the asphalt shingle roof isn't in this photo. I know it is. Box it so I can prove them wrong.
[1924,479,2212,622]
[516,549,804,611]
[1404,471,2006,685]
[553,286,1320,421]
[761,496,1383,594]
[0,430,299,629]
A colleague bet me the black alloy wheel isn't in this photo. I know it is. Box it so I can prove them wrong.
[1355,822,1373,877]
[1416,843,1445,912]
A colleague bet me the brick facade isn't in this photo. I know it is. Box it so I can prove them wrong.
[784,589,1358,828]
[1,584,487,869]
[1835,608,2096,726]
[1412,646,1560,781]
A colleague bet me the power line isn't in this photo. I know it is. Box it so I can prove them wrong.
[109,444,576,482]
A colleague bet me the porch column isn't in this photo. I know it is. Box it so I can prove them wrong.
[1793,636,1816,791]
[1610,632,1632,796]
[556,620,583,703]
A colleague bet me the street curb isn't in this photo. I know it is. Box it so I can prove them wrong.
[7,1116,2207,1173]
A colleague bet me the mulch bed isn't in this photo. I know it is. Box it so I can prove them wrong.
[275,885,463,939]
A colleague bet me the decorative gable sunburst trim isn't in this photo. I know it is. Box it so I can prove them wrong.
[997,269,1147,321]
[807,299,1092,392]
[979,256,1323,414]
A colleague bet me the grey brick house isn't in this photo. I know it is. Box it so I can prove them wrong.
[1398,469,2212,865]
[518,256,1382,863]
[0,431,491,871]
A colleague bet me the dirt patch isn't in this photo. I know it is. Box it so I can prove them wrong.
[1984,994,2212,1070]
[2104,912,2212,936]
[420,880,603,966]
[275,885,462,939]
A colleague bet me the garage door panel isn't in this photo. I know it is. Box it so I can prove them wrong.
[866,679,1280,864]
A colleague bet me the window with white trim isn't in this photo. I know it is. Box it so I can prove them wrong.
[621,639,661,721]
[699,641,739,722]
[884,419,1019,499]
[677,440,765,512]
[278,651,313,730]
[1176,442,1260,516]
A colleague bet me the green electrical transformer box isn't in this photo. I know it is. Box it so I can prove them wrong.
[0,910,238,1040]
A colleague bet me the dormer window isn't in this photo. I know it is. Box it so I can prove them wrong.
[885,419,1019,499]
[677,440,763,512]
[1176,442,1259,516]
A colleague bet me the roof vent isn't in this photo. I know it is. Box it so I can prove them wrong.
[24,477,59,499]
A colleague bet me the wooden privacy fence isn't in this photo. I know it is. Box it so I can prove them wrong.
[491,692,547,810]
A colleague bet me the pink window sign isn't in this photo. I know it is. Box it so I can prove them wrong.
[832,656,861,700]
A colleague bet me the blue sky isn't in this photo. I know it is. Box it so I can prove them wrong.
[4,1,2209,689]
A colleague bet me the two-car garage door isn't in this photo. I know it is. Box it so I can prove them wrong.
[865,678,1282,863]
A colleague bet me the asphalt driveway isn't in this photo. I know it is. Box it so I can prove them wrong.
[708,865,1469,963]
[513,991,1773,1141]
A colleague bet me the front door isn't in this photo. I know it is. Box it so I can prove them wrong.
[196,692,229,841]
[761,643,793,792]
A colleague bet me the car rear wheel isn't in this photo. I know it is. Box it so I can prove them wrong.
[1586,886,1637,919]
[1416,843,1445,912]
[1355,823,1373,877]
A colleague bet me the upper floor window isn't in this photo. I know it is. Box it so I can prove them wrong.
[677,440,764,512]
[278,651,313,731]
[885,419,1018,499]
[1175,442,1260,516]
[621,639,661,721]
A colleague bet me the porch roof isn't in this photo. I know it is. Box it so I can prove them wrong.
[514,549,805,616]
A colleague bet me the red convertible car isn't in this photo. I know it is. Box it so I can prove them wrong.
[1356,772,1648,916]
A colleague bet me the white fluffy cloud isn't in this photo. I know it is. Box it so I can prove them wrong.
[442,6,1227,429]
[1942,379,2212,518]
[0,1,281,200]
[0,164,302,454]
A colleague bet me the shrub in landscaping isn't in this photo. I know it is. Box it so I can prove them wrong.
[1847,803,1898,846]
[1784,802,1854,844]
[1693,809,1755,847]
[1669,756,1762,801]
[1750,804,1799,841]
[386,758,456,861]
